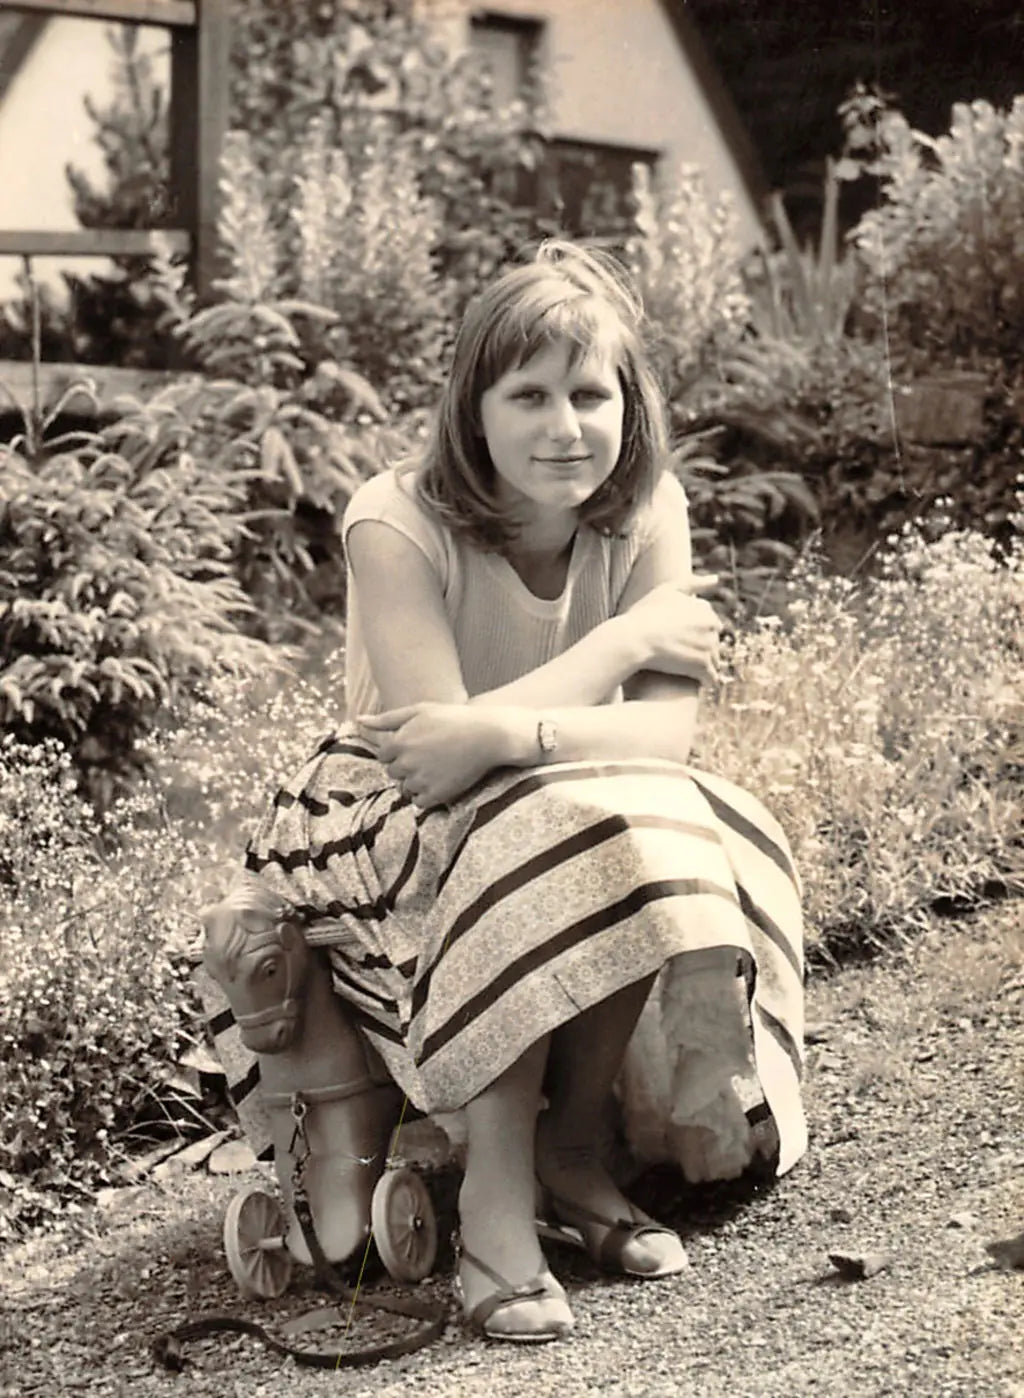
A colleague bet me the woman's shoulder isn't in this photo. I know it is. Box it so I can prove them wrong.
[647,469,689,517]
[600,470,688,551]
[346,461,422,517]
[633,469,689,542]
[343,464,453,580]
[345,463,440,535]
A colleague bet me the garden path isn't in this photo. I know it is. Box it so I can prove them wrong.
[1,906,1021,1398]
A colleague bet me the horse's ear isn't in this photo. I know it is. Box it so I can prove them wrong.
[200,899,241,982]
[199,901,222,935]
[201,899,237,947]
[279,920,307,954]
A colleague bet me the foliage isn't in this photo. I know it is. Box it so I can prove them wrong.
[4,520,1021,1233]
[26,3,548,384]
[851,96,1024,370]
[698,513,1024,960]
[0,637,349,1240]
[625,161,751,395]
[237,118,453,413]
[229,0,551,307]
[0,737,204,1242]
[26,25,177,367]
[135,156,413,622]
[749,158,857,346]
[0,335,275,803]
[681,0,1024,242]
[639,109,1023,578]
[623,162,821,614]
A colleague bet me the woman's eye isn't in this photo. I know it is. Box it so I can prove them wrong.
[513,388,544,403]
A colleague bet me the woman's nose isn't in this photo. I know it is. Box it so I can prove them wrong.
[546,397,582,442]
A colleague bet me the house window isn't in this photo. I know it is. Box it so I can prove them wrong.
[470,12,542,107]
[543,139,660,240]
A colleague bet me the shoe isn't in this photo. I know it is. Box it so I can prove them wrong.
[453,1235,574,1342]
[540,1194,688,1279]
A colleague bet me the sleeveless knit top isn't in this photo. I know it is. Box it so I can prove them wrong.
[341,466,692,716]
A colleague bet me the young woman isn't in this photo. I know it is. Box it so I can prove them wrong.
[205,241,806,1343]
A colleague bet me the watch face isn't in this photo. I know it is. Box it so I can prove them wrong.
[538,720,558,753]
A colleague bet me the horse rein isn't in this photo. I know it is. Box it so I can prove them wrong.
[151,1090,447,1373]
[228,926,303,1036]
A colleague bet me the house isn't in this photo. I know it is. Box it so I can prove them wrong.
[440,1,766,245]
[0,0,766,305]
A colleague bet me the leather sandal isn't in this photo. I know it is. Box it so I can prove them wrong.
[540,1195,689,1279]
[452,1236,574,1342]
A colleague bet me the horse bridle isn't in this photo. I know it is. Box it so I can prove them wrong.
[229,924,304,1035]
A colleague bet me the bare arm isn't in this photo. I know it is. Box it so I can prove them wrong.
[346,520,653,713]
[476,491,706,768]
[348,480,717,805]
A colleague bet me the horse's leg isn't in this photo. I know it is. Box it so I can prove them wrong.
[262,950,402,1265]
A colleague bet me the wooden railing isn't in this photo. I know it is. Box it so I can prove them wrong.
[0,0,230,413]
[2,0,229,298]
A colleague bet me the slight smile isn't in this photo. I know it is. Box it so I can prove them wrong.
[533,455,592,464]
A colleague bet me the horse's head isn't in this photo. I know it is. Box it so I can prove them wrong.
[202,895,310,1054]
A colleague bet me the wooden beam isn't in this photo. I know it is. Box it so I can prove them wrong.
[170,0,230,299]
[0,359,177,417]
[3,0,196,27]
[0,229,191,257]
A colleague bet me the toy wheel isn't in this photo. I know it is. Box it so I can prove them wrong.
[223,1186,294,1299]
[370,1168,437,1282]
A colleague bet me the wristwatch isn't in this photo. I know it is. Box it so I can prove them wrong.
[537,718,559,756]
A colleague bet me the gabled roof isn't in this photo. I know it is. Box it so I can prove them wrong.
[0,3,767,221]
[0,13,46,106]
[656,0,768,215]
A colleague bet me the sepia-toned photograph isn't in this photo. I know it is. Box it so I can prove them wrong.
[1,3,1021,1395]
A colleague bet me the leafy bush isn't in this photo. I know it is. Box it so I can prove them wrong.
[132,147,414,624]
[0,636,354,1239]
[698,513,1024,959]
[0,737,203,1241]
[852,97,1024,370]
[228,0,550,321]
[0,371,274,804]
[25,3,547,385]
[234,119,452,414]
[623,162,821,613]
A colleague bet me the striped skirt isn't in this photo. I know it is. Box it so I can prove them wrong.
[203,728,807,1180]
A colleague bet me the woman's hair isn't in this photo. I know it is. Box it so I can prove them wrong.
[416,239,670,547]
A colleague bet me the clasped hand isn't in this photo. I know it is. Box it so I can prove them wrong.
[624,576,723,683]
[357,702,504,810]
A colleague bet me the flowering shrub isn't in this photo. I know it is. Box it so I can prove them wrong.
[698,514,1024,958]
[0,737,204,1241]
[625,162,751,395]
[852,97,1024,369]
[104,161,414,632]
[154,628,351,888]
[623,163,821,612]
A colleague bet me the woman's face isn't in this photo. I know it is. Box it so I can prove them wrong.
[478,339,624,524]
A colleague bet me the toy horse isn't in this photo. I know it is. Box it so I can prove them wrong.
[202,888,402,1267]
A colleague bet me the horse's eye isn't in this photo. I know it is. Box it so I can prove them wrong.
[262,958,279,979]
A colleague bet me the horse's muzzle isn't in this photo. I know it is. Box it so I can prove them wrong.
[235,998,301,1053]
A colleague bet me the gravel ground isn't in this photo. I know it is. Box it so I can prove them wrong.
[2,907,1022,1398]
